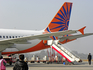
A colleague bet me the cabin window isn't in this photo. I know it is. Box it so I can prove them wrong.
[18,36,20,38]
[3,36,5,38]
[0,36,22,38]
[9,36,11,38]
[15,36,17,38]
[6,36,8,38]
[12,36,14,38]
[0,36,2,38]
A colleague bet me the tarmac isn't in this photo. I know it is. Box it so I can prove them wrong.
[6,61,93,70]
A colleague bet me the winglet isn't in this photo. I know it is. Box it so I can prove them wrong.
[78,26,86,35]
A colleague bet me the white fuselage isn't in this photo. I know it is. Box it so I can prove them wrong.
[0,29,43,52]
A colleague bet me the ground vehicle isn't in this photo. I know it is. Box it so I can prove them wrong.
[4,58,13,65]
[3,55,16,65]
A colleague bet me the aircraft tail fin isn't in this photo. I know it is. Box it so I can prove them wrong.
[44,2,72,33]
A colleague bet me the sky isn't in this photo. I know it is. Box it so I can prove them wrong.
[0,0,93,54]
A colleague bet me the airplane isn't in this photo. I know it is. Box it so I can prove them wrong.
[0,2,93,56]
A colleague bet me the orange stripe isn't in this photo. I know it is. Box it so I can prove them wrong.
[2,40,50,55]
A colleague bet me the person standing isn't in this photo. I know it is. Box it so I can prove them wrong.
[0,56,7,70]
[13,54,28,70]
[88,53,92,65]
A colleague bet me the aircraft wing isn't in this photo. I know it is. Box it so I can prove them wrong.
[59,33,93,41]
[0,30,78,45]
[0,26,87,45]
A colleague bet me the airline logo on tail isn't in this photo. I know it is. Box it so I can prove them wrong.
[45,2,72,32]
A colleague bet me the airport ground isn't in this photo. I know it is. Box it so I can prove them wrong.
[6,61,93,70]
